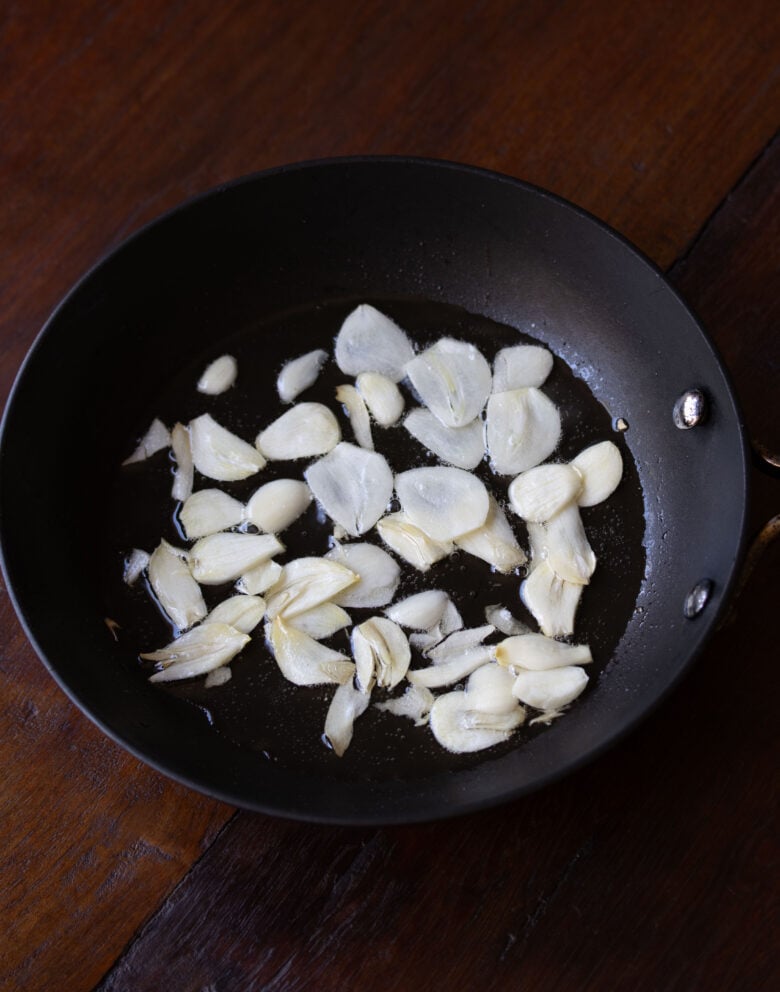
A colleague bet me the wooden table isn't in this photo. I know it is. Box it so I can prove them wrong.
[2,2,778,989]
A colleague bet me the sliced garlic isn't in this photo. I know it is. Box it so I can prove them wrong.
[495,633,592,671]
[267,616,354,686]
[376,511,453,571]
[334,304,415,381]
[408,598,464,653]
[335,384,374,450]
[264,557,358,619]
[204,666,232,688]
[403,408,484,470]
[189,533,284,584]
[375,684,434,726]
[571,440,623,507]
[235,559,282,595]
[277,349,328,403]
[429,625,495,662]
[356,372,405,426]
[486,387,561,475]
[288,602,351,640]
[407,646,494,689]
[123,548,149,586]
[396,466,489,541]
[455,495,527,572]
[244,479,312,533]
[512,666,588,711]
[122,418,171,465]
[405,337,491,428]
[536,504,596,585]
[148,539,207,630]
[171,422,194,501]
[325,542,400,608]
[385,589,449,631]
[324,680,371,757]
[180,489,244,539]
[190,413,265,481]
[484,605,531,637]
[507,463,583,523]
[493,344,553,391]
[466,663,519,714]
[197,354,237,395]
[256,403,341,461]
[143,622,249,682]
[205,594,266,633]
[352,617,411,692]
[305,442,393,536]
[429,687,524,753]
[520,560,583,637]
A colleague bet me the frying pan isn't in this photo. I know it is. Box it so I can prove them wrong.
[0,157,750,824]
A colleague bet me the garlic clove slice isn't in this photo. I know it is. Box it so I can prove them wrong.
[484,604,532,637]
[520,560,583,637]
[244,479,312,533]
[122,418,171,465]
[325,542,400,608]
[429,625,495,662]
[466,663,519,714]
[305,442,393,537]
[384,589,450,631]
[512,666,589,711]
[143,622,249,682]
[403,408,484,470]
[267,616,354,686]
[336,384,374,450]
[508,463,583,523]
[408,645,494,689]
[205,594,266,633]
[486,387,561,475]
[287,603,352,640]
[190,413,266,481]
[189,533,284,584]
[352,617,411,692]
[171,422,194,501]
[148,539,207,630]
[405,338,492,428]
[123,548,150,586]
[396,466,489,541]
[376,511,453,571]
[429,689,524,753]
[324,680,371,757]
[334,304,415,381]
[455,495,527,573]
[204,666,232,688]
[356,372,405,426]
[235,559,282,596]
[264,557,359,619]
[197,354,237,395]
[495,633,592,671]
[180,489,245,539]
[537,504,596,585]
[277,349,328,404]
[493,345,553,391]
[571,440,623,507]
[256,403,341,461]
[375,684,434,726]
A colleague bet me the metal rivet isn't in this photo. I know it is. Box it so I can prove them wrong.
[673,389,707,429]
[684,579,713,618]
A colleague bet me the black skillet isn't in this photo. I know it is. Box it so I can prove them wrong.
[0,158,750,824]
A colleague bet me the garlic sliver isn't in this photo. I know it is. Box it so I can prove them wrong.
[277,349,328,403]
[512,666,588,710]
[189,533,284,584]
[385,589,449,631]
[520,560,583,637]
[305,442,393,536]
[486,388,561,475]
[324,680,371,757]
[396,466,489,541]
[352,617,411,692]
[466,663,519,714]
[484,605,531,637]
[571,441,623,507]
[171,422,194,501]
[244,479,312,533]
[267,616,354,686]
[235,559,282,595]
[143,622,249,682]
[403,408,484,470]
[375,684,434,726]
[325,542,400,608]
[508,463,583,523]
[122,418,171,465]
[148,540,207,630]
[264,557,358,619]
[197,354,237,395]
[336,384,374,450]
[288,603,351,640]
[205,594,266,633]
[376,511,453,572]
[256,403,340,461]
[455,495,527,572]
[539,504,596,585]
[334,304,415,381]
[429,625,495,662]
[180,489,244,539]
[430,689,523,753]
[493,345,553,391]
[123,548,149,586]
[204,666,232,688]
[408,645,494,689]
[405,337,492,428]
[190,413,265,481]
[356,372,405,426]
[495,633,592,671]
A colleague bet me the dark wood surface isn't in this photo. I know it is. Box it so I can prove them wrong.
[1,2,778,990]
